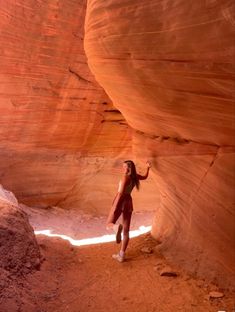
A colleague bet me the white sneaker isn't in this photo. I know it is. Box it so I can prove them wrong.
[112,253,125,263]
[113,224,123,244]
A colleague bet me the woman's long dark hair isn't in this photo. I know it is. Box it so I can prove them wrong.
[124,160,140,190]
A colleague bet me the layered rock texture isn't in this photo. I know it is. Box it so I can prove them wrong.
[84,0,235,288]
[0,1,158,213]
[0,0,234,292]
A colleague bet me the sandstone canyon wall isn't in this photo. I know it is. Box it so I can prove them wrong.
[84,0,235,288]
[0,0,158,214]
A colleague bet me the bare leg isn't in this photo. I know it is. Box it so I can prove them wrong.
[120,227,129,252]
[111,211,132,262]
[106,213,123,244]
[106,204,122,231]
[120,211,132,253]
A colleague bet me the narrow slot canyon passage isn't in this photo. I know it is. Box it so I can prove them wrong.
[0,1,235,312]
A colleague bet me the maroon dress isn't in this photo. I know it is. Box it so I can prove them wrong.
[107,179,134,227]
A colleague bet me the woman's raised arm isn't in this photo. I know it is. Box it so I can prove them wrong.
[137,161,151,180]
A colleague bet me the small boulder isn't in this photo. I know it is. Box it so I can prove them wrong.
[209,291,224,299]
[25,262,32,269]
[0,196,41,275]
[159,266,178,277]
[140,247,153,254]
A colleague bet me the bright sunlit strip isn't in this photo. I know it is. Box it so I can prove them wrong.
[34,225,151,246]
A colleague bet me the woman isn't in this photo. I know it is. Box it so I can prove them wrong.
[106,160,151,262]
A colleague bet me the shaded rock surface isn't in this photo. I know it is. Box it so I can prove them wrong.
[0,184,18,206]
[0,187,41,275]
[0,186,42,311]
[84,0,235,289]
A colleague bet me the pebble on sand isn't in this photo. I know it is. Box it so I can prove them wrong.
[209,291,224,299]
[160,266,178,277]
[140,247,153,254]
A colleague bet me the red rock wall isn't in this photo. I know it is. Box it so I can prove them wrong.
[84,0,235,288]
[0,1,158,213]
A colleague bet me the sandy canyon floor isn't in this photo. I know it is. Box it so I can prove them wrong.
[1,208,235,312]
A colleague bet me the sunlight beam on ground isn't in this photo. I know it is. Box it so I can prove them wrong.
[34,225,151,246]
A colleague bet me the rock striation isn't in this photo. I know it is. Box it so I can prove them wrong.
[0,0,234,291]
[84,0,235,288]
[0,1,157,213]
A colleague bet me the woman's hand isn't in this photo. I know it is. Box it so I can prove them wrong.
[138,162,151,180]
